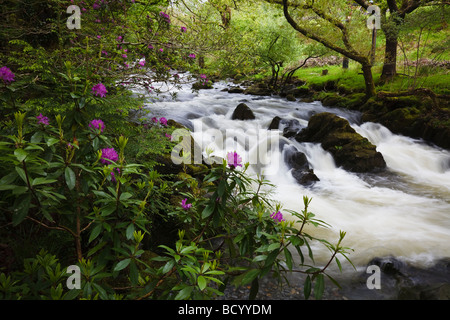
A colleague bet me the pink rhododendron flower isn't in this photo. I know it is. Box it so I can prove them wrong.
[159,11,170,23]
[159,117,167,126]
[100,148,119,165]
[227,151,242,169]
[181,198,192,210]
[270,211,285,223]
[110,168,121,183]
[36,113,49,126]
[92,83,107,97]
[89,119,105,133]
[0,66,15,84]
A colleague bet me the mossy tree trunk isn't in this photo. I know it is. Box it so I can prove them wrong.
[362,64,376,98]
[355,0,437,83]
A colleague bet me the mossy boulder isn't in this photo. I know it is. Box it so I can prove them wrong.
[192,81,213,90]
[295,112,386,172]
[318,92,367,110]
[154,119,210,177]
[243,83,272,96]
[309,80,337,92]
[361,96,450,150]
[286,87,311,98]
[227,86,245,94]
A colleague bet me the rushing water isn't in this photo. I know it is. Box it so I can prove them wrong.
[141,79,450,273]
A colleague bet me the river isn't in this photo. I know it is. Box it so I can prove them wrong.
[140,79,450,298]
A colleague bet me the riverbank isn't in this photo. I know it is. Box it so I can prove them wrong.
[222,74,450,151]
[150,77,450,300]
[219,256,450,300]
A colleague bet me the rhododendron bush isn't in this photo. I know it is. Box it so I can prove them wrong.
[0,0,351,300]
[1,0,202,130]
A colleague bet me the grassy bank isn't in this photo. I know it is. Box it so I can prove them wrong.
[284,62,450,150]
[292,63,449,96]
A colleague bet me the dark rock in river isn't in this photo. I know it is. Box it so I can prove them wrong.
[369,256,405,276]
[286,94,296,101]
[268,116,303,138]
[268,116,281,130]
[232,103,256,120]
[282,119,303,138]
[154,119,208,176]
[295,112,386,173]
[359,256,450,300]
[284,146,319,186]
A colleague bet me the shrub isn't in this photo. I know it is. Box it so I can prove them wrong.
[0,110,353,299]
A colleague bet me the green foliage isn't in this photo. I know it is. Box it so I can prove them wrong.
[0,0,354,301]
[0,249,76,300]
[175,0,307,79]
[0,109,353,299]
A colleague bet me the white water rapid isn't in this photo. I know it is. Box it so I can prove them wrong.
[141,79,450,273]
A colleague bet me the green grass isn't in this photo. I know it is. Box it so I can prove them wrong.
[293,64,367,92]
[292,62,449,95]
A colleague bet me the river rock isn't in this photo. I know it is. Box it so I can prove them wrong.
[154,119,208,176]
[369,256,405,276]
[244,83,272,96]
[232,103,256,120]
[228,86,245,94]
[282,119,303,138]
[192,80,213,90]
[295,112,386,173]
[268,116,281,130]
[363,256,450,300]
[284,146,319,186]
[286,94,296,101]
[268,116,303,138]
[285,87,311,98]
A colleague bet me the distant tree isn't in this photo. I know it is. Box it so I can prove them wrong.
[271,0,378,97]
[354,0,448,82]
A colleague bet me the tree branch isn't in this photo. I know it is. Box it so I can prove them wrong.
[281,0,368,64]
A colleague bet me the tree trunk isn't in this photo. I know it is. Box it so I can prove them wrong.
[379,0,403,82]
[371,28,377,66]
[362,64,376,98]
[343,56,349,69]
[380,27,399,82]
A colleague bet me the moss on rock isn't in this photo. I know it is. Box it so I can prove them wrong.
[295,112,386,172]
